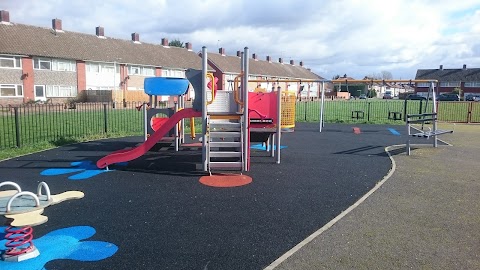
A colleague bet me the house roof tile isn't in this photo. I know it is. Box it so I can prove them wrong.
[415,68,480,81]
[207,52,323,80]
[0,23,203,70]
[0,22,323,80]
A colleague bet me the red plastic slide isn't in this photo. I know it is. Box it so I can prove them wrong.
[96,108,202,169]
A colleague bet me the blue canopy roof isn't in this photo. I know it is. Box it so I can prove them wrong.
[144,77,190,96]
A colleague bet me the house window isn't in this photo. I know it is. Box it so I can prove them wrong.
[46,85,77,97]
[128,66,141,75]
[464,82,480,87]
[416,82,437,87]
[86,63,100,73]
[439,81,460,87]
[0,55,22,69]
[0,84,23,97]
[33,58,52,70]
[86,62,120,73]
[143,67,155,76]
[52,59,76,72]
[129,65,155,76]
[162,69,185,78]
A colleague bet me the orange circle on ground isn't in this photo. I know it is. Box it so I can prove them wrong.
[199,174,252,187]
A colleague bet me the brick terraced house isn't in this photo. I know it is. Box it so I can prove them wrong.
[0,10,323,105]
[415,64,480,99]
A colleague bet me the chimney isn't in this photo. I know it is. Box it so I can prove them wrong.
[290,60,295,66]
[439,65,443,70]
[300,61,304,67]
[96,26,105,38]
[237,51,241,57]
[279,58,283,64]
[161,38,169,47]
[266,56,271,62]
[252,53,258,60]
[463,64,467,70]
[219,47,225,55]
[185,42,192,51]
[52,18,63,32]
[0,10,10,24]
[131,33,140,43]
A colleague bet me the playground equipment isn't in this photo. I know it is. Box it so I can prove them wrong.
[405,81,454,155]
[0,181,83,262]
[97,47,285,172]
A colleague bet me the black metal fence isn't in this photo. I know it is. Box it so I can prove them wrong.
[0,102,147,149]
[295,99,480,124]
[1,100,479,150]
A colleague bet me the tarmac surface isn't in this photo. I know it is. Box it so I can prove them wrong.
[0,122,477,269]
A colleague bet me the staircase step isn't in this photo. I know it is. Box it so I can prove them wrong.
[209,141,242,148]
[210,122,241,130]
[209,114,242,120]
[209,151,242,158]
[209,161,243,169]
[210,131,241,138]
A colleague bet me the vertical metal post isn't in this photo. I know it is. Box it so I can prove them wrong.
[174,102,179,151]
[276,85,282,164]
[103,103,108,134]
[319,81,325,132]
[143,102,148,141]
[14,107,21,148]
[242,47,250,171]
[202,47,208,172]
[180,94,185,144]
[431,81,438,148]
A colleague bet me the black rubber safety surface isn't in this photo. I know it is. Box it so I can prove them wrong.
[0,123,426,269]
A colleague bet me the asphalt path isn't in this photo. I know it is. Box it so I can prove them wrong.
[0,123,424,269]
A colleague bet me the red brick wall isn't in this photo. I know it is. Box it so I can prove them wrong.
[22,57,34,103]
[76,61,86,91]
[155,67,162,77]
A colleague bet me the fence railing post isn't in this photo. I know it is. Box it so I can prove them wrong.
[304,101,307,121]
[467,102,472,123]
[14,107,21,148]
[367,101,371,122]
[103,103,108,134]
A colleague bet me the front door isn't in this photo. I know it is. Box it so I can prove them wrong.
[34,85,46,102]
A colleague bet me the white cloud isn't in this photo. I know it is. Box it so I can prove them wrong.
[3,0,480,79]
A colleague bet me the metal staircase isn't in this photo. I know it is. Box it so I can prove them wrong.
[206,114,244,172]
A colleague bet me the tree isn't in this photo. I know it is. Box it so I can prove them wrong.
[381,70,393,80]
[365,71,393,80]
[169,39,184,48]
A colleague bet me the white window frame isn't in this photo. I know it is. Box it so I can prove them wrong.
[439,81,460,87]
[45,85,77,97]
[416,82,429,87]
[128,66,141,75]
[416,82,437,87]
[51,59,76,72]
[143,67,155,76]
[464,82,480,87]
[130,65,156,76]
[86,62,120,74]
[161,68,185,78]
[0,84,23,97]
[33,58,52,70]
[0,55,22,69]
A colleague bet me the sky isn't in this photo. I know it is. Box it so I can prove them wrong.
[2,0,480,79]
